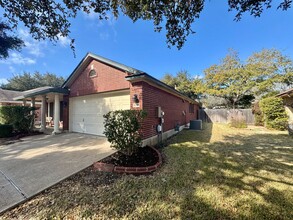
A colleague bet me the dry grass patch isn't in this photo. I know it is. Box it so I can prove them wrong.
[1,123,293,219]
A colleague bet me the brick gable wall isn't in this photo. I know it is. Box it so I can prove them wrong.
[69,59,130,97]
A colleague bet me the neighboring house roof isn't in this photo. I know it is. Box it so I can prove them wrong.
[276,88,293,98]
[63,52,197,104]
[62,52,145,88]
[13,86,69,100]
[0,88,23,103]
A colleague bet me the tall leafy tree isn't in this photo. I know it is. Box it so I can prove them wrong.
[245,49,293,96]
[162,70,197,99]
[1,72,65,91]
[0,1,291,58]
[203,50,250,108]
[202,49,293,108]
[0,21,23,59]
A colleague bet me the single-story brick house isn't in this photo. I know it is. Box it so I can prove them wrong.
[14,53,199,145]
[276,88,293,124]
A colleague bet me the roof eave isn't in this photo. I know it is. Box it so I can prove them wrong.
[125,73,197,104]
[13,88,69,100]
[276,89,293,98]
[62,52,145,88]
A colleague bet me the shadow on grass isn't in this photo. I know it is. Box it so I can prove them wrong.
[96,124,292,219]
[2,124,293,219]
[169,126,293,219]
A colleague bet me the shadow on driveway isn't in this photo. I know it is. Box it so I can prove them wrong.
[0,132,115,214]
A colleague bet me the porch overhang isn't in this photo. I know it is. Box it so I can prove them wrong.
[13,87,69,101]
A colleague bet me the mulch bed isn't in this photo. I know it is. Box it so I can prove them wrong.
[100,146,159,167]
[0,131,43,145]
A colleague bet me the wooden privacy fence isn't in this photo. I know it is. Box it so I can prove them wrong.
[198,109,255,124]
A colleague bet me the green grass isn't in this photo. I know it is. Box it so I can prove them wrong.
[2,123,293,219]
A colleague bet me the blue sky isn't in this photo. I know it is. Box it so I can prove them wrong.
[0,1,293,84]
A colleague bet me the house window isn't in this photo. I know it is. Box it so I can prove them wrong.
[189,103,194,113]
[89,69,97,77]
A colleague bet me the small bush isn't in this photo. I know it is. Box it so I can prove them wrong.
[103,110,147,155]
[0,106,35,133]
[259,97,288,130]
[0,124,13,138]
[252,101,264,126]
[228,110,247,128]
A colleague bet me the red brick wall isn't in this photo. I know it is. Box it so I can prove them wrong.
[69,59,130,97]
[130,81,198,139]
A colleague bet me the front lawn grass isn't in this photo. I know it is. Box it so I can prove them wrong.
[1,123,293,219]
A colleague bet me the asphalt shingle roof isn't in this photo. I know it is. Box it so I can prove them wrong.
[0,89,23,102]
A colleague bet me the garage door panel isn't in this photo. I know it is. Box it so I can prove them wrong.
[72,122,85,133]
[69,92,130,136]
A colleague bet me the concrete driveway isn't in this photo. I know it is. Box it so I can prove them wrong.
[0,133,115,214]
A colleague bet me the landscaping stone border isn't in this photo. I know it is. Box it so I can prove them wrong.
[93,146,162,174]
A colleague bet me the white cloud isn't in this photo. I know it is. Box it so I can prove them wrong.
[0,78,8,85]
[194,74,204,79]
[0,52,36,65]
[19,29,47,57]
[84,9,100,20]
[99,32,110,40]
[83,11,116,27]
[57,34,71,47]
[9,66,16,73]
[106,13,116,26]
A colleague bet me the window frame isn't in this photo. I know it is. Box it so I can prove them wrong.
[189,103,195,113]
[89,69,97,78]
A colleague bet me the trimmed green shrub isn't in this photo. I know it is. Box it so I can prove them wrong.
[0,106,35,133]
[0,124,13,138]
[259,97,288,130]
[252,101,264,126]
[227,109,247,128]
[103,110,147,155]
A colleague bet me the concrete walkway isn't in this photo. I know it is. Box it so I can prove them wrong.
[0,133,115,214]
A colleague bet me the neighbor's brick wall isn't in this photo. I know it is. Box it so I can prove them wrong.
[131,81,198,139]
[69,59,130,97]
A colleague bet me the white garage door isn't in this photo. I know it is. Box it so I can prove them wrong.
[69,91,130,136]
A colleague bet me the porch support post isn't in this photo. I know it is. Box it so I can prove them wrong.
[48,101,50,117]
[23,99,26,106]
[40,95,46,132]
[53,94,61,134]
[31,97,36,129]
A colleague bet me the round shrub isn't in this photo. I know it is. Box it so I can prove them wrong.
[259,97,288,130]
[103,110,147,155]
[0,106,35,133]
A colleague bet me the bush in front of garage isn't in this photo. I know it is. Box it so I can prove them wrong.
[0,106,35,133]
[103,110,147,155]
[0,124,13,138]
